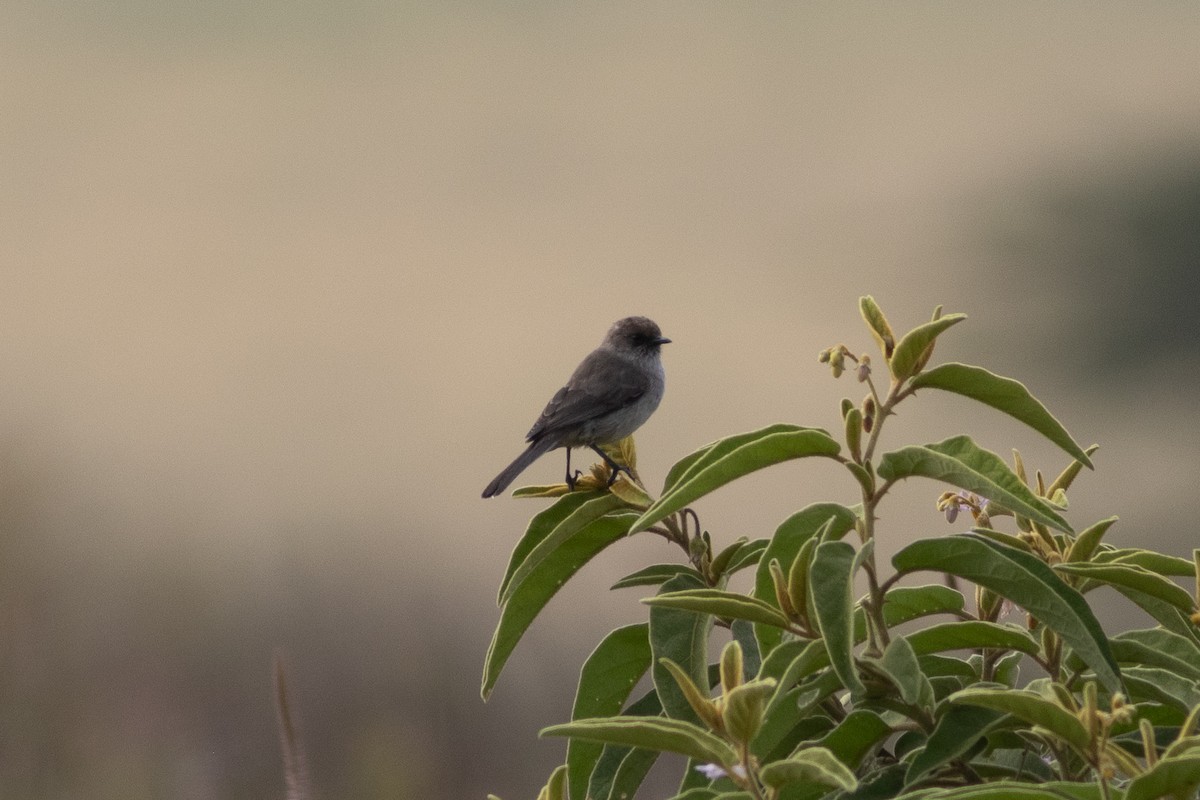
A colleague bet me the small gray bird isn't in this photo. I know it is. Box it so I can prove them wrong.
[482,316,670,499]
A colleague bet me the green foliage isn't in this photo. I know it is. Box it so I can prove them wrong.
[566,624,653,800]
[908,363,1094,468]
[485,297,1200,799]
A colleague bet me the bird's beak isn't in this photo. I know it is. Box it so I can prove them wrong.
[654,336,671,345]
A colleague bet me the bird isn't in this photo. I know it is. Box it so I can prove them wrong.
[482,316,670,498]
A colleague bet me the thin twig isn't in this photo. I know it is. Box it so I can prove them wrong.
[274,652,313,800]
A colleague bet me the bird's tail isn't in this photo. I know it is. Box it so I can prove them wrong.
[482,437,557,498]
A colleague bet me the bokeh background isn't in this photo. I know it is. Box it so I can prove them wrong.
[3,4,1199,799]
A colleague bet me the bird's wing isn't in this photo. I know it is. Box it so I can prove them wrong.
[526,349,650,441]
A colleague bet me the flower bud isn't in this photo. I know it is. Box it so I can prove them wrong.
[722,679,775,744]
[719,641,744,693]
[856,355,872,382]
[769,559,797,620]
[844,407,863,462]
[830,347,846,378]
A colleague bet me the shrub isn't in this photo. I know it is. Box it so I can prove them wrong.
[483,298,1200,800]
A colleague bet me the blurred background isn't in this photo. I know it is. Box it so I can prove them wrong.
[3,3,1199,798]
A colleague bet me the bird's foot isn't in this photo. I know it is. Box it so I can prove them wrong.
[605,463,634,487]
[589,444,635,489]
[566,469,583,491]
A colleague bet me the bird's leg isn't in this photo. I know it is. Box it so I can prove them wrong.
[590,445,633,487]
[564,448,582,490]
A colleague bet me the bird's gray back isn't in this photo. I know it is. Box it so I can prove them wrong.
[525,346,663,446]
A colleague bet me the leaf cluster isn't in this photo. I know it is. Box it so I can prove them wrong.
[485,298,1200,800]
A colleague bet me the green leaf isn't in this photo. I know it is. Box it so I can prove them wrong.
[498,491,610,601]
[611,563,703,590]
[1047,446,1100,499]
[567,624,652,800]
[730,620,761,683]
[905,705,1004,786]
[631,426,842,535]
[851,538,876,579]
[725,539,769,574]
[1122,667,1200,711]
[904,621,1041,657]
[759,639,820,684]
[651,573,713,724]
[709,537,751,579]
[482,511,638,699]
[751,687,816,760]
[541,716,737,765]
[968,527,1033,553]
[1079,636,1200,689]
[783,674,845,737]
[878,436,1073,533]
[837,764,907,800]
[1076,559,1200,642]
[608,476,654,509]
[1164,735,1200,759]
[667,791,719,800]
[662,423,814,495]
[644,589,793,630]
[660,658,722,731]
[777,711,891,800]
[585,689,662,800]
[909,363,1093,468]
[592,749,659,800]
[892,533,1122,693]
[906,785,1101,799]
[949,687,1090,752]
[500,493,629,605]
[888,313,966,381]
[754,504,859,655]
[1054,562,1196,613]
[1113,629,1200,681]
[755,698,836,763]
[676,757,716,795]
[1072,574,1200,642]
[993,650,1025,687]
[761,641,833,724]
[723,679,777,744]
[811,540,865,695]
[860,295,897,359]
[883,584,968,624]
[1125,754,1200,800]
[917,654,978,680]
[1099,548,1196,576]
[1065,516,1118,563]
[812,709,893,769]
[852,584,967,643]
[878,635,929,706]
[760,747,858,791]
[846,461,875,495]
[541,764,567,800]
[968,749,1057,784]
